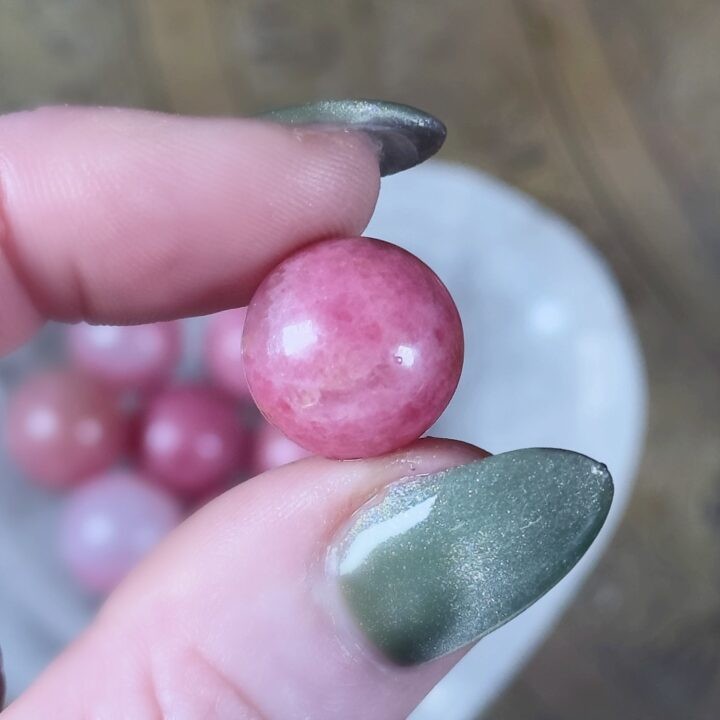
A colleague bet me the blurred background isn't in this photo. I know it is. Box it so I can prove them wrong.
[0,1,718,718]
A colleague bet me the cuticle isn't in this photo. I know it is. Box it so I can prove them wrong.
[321,503,409,672]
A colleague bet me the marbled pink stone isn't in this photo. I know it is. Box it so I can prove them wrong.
[253,421,313,474]
[139,385,248,497]
[242,237,463,459]
[59,469,182,594]
[5,370,126,488]
[203,308,252,400]
[68,322,181,392]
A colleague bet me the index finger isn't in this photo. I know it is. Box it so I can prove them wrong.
[0,106,381,352]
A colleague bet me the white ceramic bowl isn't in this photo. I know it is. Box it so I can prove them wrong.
[367,162,646,718]
[0,161,646,717]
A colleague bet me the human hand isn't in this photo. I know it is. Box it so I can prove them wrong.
[0,105,612,719]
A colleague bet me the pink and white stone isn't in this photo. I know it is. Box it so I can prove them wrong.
[59,469,182,594]
[5,370,126,488]
[139,385,248,497]
[203,308,252,400]
[67,322,181,392]
[253,421,313,474]
[242,237,464,459]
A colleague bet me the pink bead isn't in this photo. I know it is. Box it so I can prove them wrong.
[5,370,126,488]
[139,385,248,497]
[242,237,463,459]
[253,421,313,474]
[68,322,181,392]
[203,308,252,400]
[59,470,182,594]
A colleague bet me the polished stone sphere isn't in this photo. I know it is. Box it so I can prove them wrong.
[253,421,312,474]
[5,369,125,488]
[68,322,181,392]
[203,308,252,400]
[139,384,248,498]
[59,470,181,594]
[242,237,464,459]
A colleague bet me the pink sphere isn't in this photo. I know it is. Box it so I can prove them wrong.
[253,421,313,474]
[59,470,182,594]
[68,322,181,391]
[139,385,247,497]
[5,370,126,488]
[242,237,463,459]
[203,308,252,400]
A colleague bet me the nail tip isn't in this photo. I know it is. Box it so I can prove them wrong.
[257,98,447,176]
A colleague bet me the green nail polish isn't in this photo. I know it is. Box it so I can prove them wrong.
[257,99,446,176]
[333,448,613,666]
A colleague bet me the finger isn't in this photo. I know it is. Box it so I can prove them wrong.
[5,440,612,720]
[0,106,380,351]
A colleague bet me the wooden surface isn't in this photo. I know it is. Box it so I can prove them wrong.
[1,1,719,718]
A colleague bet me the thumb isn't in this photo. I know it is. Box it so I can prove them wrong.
[4,439,612,720]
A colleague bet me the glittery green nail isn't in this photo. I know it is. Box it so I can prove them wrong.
[333,448,613,666]
[257,99,446,176]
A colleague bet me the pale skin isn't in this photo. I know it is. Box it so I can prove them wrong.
[0,108,489,719]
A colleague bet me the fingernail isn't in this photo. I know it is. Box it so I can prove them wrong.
[331,448,613,666]
[257,99,446,176]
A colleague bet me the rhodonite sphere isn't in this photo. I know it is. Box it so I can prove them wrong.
[68,322,181,392]
[5,370,126,488]
[59,470,182,593]
[242,237,463,459]
[253,421,312,474]
[139,385,247,497]
[203,308,252,400]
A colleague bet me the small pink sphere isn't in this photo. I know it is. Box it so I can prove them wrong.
[139,385,248,497]
[5,370,126,488]
[203,308,252,400]
[59,470,182,594]
[253,421,313,474]
[68,322,181,392]
[242,237,464,459]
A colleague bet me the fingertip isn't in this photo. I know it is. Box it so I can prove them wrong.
[0,107,382,334]
[2,439,492,719]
